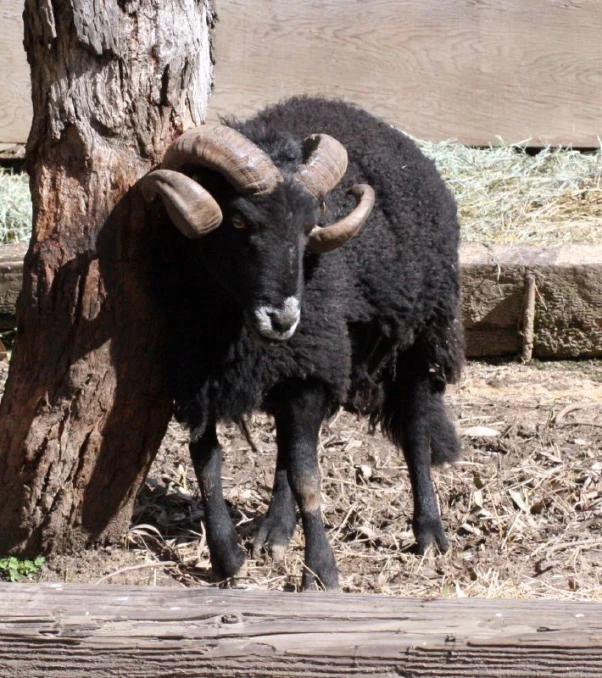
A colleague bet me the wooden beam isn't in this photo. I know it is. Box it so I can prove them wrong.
[0,0,31,144]
[0,583,600,677]
[0,242,27,330]
[4,1,602,146]
[208,0,602,146]
[461,243,602,359]
[2,242,602,356]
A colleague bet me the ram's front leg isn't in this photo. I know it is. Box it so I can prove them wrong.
[253,445,298,562]
[189,423,246,580]
[273,381,339,591]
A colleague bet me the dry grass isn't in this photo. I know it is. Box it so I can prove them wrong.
[1,142,601,245]
[3,350,596,600]
[418,139,602,245]
[0,169,31,244]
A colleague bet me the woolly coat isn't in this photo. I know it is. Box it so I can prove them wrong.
[155,97,464,439]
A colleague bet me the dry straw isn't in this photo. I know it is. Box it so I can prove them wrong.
[418,138,602,245]
[0,169,31,244]
[1,141,601,245]
[123,358,602,602]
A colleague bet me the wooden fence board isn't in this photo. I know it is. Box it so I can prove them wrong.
[0,242,27,329]
[461,243,602,359]
[208,0,602,145]
[2,1,602,145]
[0,583,601,677]
[0,1,30,145]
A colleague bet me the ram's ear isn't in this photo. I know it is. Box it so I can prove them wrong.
[140,169,223,239]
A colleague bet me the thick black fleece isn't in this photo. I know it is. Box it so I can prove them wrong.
[155,96,464,441]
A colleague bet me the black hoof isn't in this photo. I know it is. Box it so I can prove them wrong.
[413,515,449,554]
[252,513,297,562]
[301,566,339,592]
[301,546,340,592]
[210,544,246,580]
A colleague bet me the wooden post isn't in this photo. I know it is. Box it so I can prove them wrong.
[0,583,601,677]
[521,272,536,363]
[0,0,215,556]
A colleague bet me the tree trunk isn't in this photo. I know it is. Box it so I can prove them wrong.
[0,0,215,555]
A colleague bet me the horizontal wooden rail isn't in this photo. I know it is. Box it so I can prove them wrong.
[5,1,602,146]
[2,242,601,357]
[0,242,26,329]
[460,243,602,359]
[0,583,601,677]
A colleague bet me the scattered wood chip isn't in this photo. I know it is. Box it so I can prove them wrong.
[355,464,373,483]
[509,489,530,513]
[555,402,600,427]
[461,426,501,438]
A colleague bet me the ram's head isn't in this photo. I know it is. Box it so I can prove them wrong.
[141,125,374,341]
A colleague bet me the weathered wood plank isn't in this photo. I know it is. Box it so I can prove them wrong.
[0,242,28,329]
[3,1,602,145]
[2,242,602,356]
[0,142,26,160]
[208,0,602,146]
[461,244,602,359]
[0,583,600,677]
[0,0,31,144]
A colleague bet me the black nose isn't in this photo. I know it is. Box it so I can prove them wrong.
[268,310,295,333]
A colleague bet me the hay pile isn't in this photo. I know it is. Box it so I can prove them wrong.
[1,143,601,245]
[0,169,31,244]
[418,141,602,245]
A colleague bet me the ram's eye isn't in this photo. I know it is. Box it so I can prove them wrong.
[231,216,247,230]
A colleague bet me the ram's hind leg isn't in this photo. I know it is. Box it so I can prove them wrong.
[189,423,246,580]
[252,445,298,562]
[271,380,339,591]
[384,346,450,554]
[429,392,461,466]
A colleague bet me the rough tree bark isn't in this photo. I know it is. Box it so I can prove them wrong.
[0,0,215,555]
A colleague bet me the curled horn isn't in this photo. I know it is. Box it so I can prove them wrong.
[141,125,283,237]
[140,169,222,239]
[307,184,375,253]
[162,125,283,195]
[295,134,349,200]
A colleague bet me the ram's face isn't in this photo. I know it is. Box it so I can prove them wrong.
[200,182,319,342]
[140,124,374,342]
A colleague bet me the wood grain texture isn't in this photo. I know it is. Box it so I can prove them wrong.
[461,244,602,358]
[0,242,26,319]
[3,1,602,145]
[2,242,602,357]
[0,0,31,144]
[208,0,602,145]
[0,583,601,677]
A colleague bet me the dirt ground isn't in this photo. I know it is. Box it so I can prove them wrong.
[2,358,601,600]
